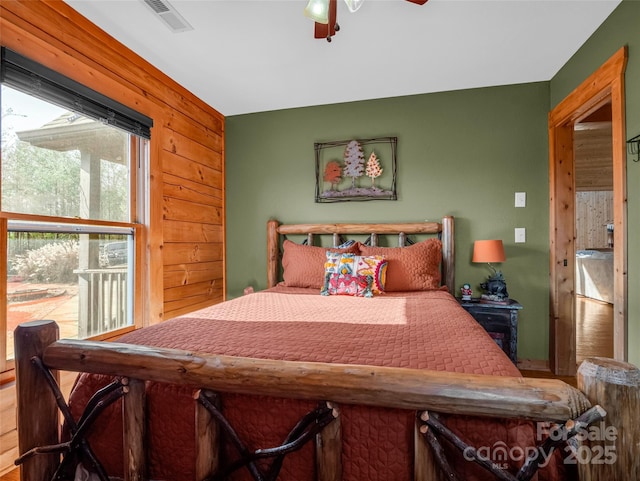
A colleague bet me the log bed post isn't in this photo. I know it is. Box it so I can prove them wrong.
[414,418,445,481]
[577,357,640,480]
[267,219,280,289]
[194,390,221,480]
[14,320,60,481]
[441,216,454,294]
[122,378,146,481]
[315,402,342,481]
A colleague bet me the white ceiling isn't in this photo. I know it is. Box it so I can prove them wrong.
[64,0,621,117]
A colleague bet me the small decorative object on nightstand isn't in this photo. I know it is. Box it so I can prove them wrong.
[457,297,522,365]
[460,283,472,301]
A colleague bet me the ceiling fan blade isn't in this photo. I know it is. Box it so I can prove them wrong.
[314,0,337,39]
[406,0,428,4]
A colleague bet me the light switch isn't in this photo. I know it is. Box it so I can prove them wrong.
[515,227,526,243]
[515,192,526,208]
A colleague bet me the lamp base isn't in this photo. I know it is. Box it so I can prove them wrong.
[479,274,509,301]
[480,294,510,305]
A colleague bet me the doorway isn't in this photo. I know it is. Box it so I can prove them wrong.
[548,47,627,376]
[574,104,614,363]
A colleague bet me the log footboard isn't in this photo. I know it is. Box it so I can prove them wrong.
[196,390,338,481]
[417,406,606,481]
[14,320,630,481]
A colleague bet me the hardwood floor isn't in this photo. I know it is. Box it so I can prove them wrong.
[575,294,614,364]
[0,468,18,481]
[520,295,613,385]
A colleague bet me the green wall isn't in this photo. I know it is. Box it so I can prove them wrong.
[226,82,551,360]
[549,0,640,366]
[226,0,639,365]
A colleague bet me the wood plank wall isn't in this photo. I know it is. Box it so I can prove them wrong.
[0,0,225,323]
[0,1,225,472]
[161,128,225,318]
[0,382,17,476]
[575,191,614,250]
[0,371,77,477]
[574,121,613,251]
[574,124,613,192]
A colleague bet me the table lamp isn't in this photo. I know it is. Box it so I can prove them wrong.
[472,239,509,302]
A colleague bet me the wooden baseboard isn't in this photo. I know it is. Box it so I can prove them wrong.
[0,457,18,479]
[518,359,577,387]
[517,358,550,371]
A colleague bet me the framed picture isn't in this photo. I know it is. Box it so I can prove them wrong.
[315,136,397,202]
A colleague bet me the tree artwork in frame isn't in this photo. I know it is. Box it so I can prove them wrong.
[315,137,397,202]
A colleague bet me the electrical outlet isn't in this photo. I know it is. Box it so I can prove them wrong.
[515,192,526,208]
[515,227,526,243]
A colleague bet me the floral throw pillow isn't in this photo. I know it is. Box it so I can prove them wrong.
[321,253,387,298]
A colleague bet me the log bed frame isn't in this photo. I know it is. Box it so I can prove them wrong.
[266,217,455,291]
[14,217,640,481]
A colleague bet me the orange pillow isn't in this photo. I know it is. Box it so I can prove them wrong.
[281,240,361,289]
[358,238,442,291]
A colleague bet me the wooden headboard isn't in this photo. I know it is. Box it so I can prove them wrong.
[267,216,455,292]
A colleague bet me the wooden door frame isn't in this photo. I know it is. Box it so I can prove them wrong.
[549,46,627,376]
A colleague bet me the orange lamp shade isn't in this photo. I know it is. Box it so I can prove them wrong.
[472,240,506,263]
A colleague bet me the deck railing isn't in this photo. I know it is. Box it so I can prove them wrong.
[75,268,128,337]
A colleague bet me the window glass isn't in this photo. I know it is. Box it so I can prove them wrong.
[1,86,130,222]
[2,82,143,366]
[6,230,133,361]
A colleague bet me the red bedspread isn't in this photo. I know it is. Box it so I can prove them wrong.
[69,287,563,480]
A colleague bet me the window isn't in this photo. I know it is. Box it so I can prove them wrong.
[1,48,152,371]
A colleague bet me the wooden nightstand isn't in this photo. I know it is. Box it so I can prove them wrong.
[456,298,522,365]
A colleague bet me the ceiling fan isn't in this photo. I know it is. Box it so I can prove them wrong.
[304,0,428,42]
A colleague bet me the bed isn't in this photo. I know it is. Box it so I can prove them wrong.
[575,249,613,304]
[14,217,603,481]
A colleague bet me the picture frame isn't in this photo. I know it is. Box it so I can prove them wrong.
[314,136,397,203]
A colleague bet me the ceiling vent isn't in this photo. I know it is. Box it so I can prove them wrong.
[142,0,194,33]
